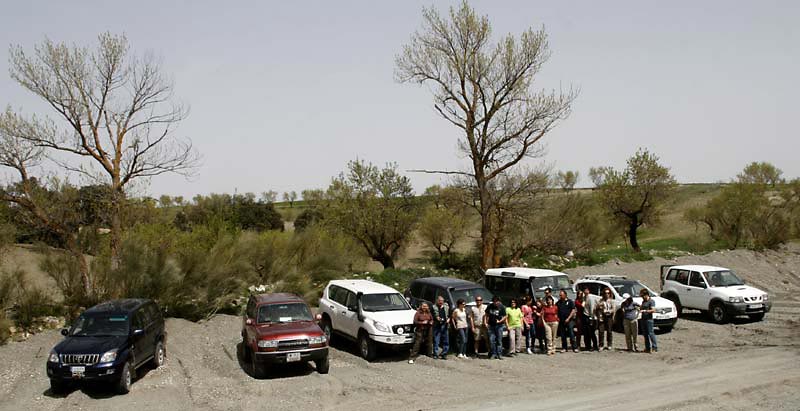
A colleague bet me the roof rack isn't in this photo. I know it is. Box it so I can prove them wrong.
[580,275,627,280]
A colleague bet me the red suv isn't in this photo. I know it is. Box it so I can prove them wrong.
[241,293,329,377]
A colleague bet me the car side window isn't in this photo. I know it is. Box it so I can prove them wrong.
[689,272,707,288]
[581,282,600,296]
[666,269,678,282]
[434,287,448,303]
[246,298,257,319]
[147,303,161,322]
[675,270,690,285]
[132,310,145,331]
[328,285,344,305]
[344,291,357,310]
[409,282,423,298]
[421,285,436,303]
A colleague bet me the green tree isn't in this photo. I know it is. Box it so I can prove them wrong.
[738,162,784,187]
[593,149,677,252]
[396,2,577,269]
[323,160,418,269]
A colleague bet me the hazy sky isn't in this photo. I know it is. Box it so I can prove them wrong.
[1,1,798,199]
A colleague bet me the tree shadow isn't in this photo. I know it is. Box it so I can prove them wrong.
[235,342,316,379]
[43,362,160,399]
[326,336,410,363]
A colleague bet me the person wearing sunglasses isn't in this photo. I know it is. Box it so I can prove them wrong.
[469,296,489,356]
[597,287,617,350]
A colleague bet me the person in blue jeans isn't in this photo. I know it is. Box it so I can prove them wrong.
[555,289,578,353]
[638,289,658,353]
[483,296,507,360]
[432,296,450,359]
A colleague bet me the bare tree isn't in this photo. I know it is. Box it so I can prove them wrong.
[396,2,577,268]
[283,191,298,207]
[1,32,198,264]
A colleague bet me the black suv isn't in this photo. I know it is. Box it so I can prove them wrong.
[405,277,493,309]
[46,299,167,394]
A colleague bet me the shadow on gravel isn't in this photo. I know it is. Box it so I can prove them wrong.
[236,342,317,379]
[326,336,409,363]
[679,310,763,326]
[44,383,122,399]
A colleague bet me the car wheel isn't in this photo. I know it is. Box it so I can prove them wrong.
[709,302,728,324]
[321,317,334,344]
[116,361,133,394]
[358,332,376,362]
[315,356,330,374]
[151,340,166,368]
[664,294,682,316]
[251,353,266,379]
[49,379,67,395]
[659,326,673,333]
[241,336,251,362]
[748,313,765,321]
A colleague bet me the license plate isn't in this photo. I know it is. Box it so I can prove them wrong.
[70,366,85,377]
[749,304,763,309]
[286,352,301,362]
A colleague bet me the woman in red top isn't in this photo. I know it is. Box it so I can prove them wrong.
[541,296,559,355]
[533,299,546,353]
[574,290,584,340]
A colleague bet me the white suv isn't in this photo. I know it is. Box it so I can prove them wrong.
[574,275,678,332]
[660,265,771,324]
[318,280,415,361]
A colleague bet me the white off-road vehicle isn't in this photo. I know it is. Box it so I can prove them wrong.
[660,265,771,324]
[574,275,678,332]
[318,280,415,361]
[484,267,576,305]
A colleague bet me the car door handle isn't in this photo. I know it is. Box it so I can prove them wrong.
[329,306,335,310]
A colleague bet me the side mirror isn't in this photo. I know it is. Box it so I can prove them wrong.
[245,318,254,326]
[315,313,322,321]
[132,329,145,337]
[60,328,69,336]
[347,305,358,312]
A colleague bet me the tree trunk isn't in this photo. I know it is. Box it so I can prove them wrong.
[65,236,92,298]
[477,176,495,270]
[628,215,641,253]
[109,187,124,269]
[374,252,395,269]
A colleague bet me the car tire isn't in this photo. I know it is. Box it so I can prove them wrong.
[242,336,251,362]
[358,332,376,362]
[251,353,266,379]
[49,379,66,395]
[709,301,729,324]
[315,356,330,374]
[664,294,682,316]
[151,340,166,368]
[321,317,334,344]
[748,313,765,321]
[659,326,673,333]
[116,361,133,394]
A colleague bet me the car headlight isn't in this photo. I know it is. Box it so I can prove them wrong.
[100,349,118,363]
[309,335,327,345]
[762,294,769,301]
[257,340,279,348]
[728,296,743,303]
[48,351,59,363]
[372,320,390,333]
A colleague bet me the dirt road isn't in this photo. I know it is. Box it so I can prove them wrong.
[2,246,799,411]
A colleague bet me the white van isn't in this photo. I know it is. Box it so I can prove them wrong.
[484,267,576,305]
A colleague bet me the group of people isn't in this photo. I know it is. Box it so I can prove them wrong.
[408,287,659,363]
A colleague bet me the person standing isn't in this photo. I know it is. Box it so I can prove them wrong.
[484,296,507,360]
[521,296,535,354]
[469,296,489,356]
[408,303,434,364]
[574,290,584,343]
[506,299,523,356]
[581,287,601,351]
[432,296,450,359]
[533,299,546,353]
[541,296,559,356]
[451,299,470,359]
[639,289,658,353]
[621,293,640,352]
[555,289,577,353]
[597,287,617,350]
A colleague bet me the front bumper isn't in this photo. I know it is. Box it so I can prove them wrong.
[370,333,414,347]
[254,347,328,364]
[724,300,772,316]
[654,317,677,328]
[46,360,124,382]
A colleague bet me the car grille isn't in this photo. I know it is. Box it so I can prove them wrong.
[743,296,761,303]
[392,324,414,335]
[277,339,309,351]
[660,307,673,314]
[60,353,100,365]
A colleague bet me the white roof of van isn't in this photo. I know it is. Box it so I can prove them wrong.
[668,265,729,272]
[327,279,401,294]
[485,267,568,279]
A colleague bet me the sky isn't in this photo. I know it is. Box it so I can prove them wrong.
[1,1,798,199]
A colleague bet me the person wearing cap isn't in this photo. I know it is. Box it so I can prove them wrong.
[484,296,507,360]
[639,289,658,353]
[621,293,640,352]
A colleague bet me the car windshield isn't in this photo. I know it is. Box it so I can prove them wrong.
[361,293,411,312]
[609,281,651,298]
[451,287,493,304]
[69,314,129,337]
[531,276,572,294]
[258,303,313,323]
[705,271,744,287]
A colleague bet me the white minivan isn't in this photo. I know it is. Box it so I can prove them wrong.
[318,280,415,361]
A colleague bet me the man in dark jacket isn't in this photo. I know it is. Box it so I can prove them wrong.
[432,296,450,359]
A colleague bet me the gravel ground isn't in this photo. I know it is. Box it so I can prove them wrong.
[2,246,799,411]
